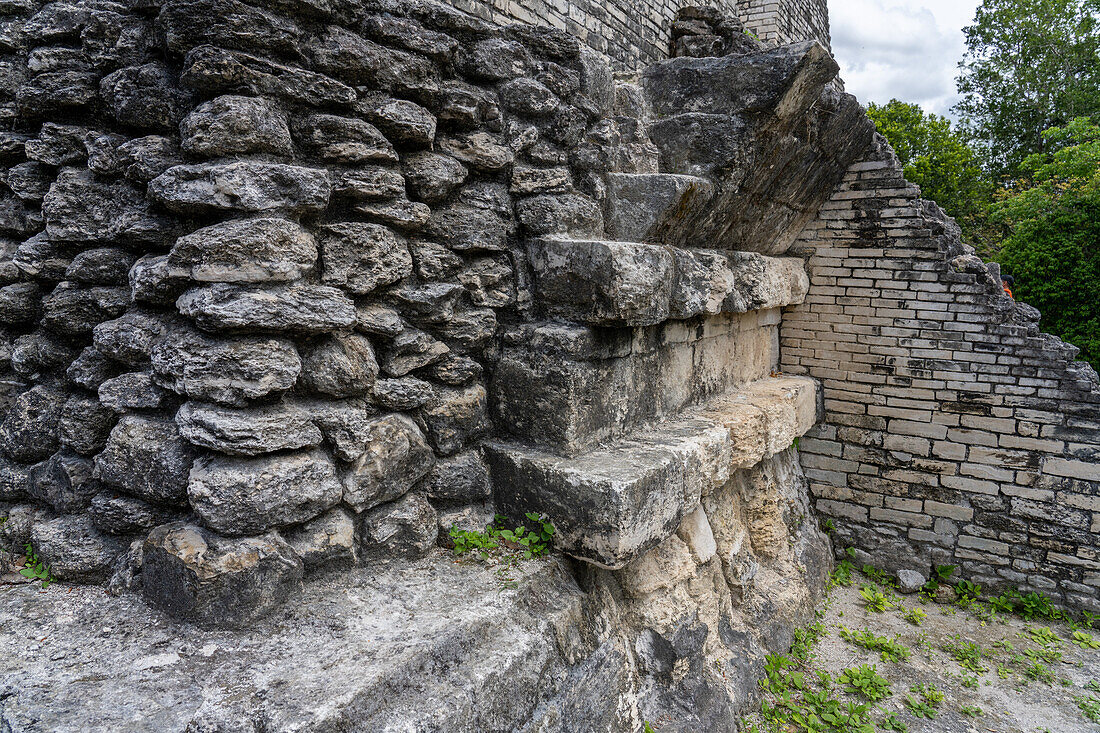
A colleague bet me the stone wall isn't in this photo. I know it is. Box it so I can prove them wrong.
[782,136,1100,611]
[437,0,830,69]
[0,0,632,621]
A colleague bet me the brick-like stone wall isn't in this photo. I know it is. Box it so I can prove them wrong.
[782,135,1100,611]
[445,0,830,70]
[736,0,830,49]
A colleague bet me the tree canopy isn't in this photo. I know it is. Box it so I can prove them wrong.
[867,100,997,253]
[955,0,1100,181]
[995,117,1100,365]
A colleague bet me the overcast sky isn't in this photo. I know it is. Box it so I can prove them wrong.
[831,0,983,119]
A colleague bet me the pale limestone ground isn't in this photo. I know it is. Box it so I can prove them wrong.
[743,578,1100,733]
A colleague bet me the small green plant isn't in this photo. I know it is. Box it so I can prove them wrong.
[1022,659,1056,685]
[837,664,891,701]
[960,705,983,717]
[1072,630,1100,649]
[830,558,856,588]
[1077,694,1100,723]
[448,513,555,561]
[858,585,893,613]
[902,607,926,626]
[955,579,982,602]
[1086,679,1100,692]
[944,637,988,673]
[1026,625,1060,647]
[913,683,944,706]
[19,542,51,588]
[821,517,836,534]
[904,695,937,720]
[1083,610,1099,629]
[881,712,907,731]
[959,673,979,689]
[990,593,1016,613]
[1018,590,1059,621]
[643,722,657,733]
[791,621,826,661]
[934,564,957,583]
[838,626,911,662]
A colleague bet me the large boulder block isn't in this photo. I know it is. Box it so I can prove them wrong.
[149,161,332,215]
[151,326,301,406]
[175,400,323,456]
[187,448,343,535]
[180,95,292,157]
[605,173,714,243]
[141,522,303,627]
[359,491,437,560]
[176,283,356,333]
[42,168,175,244]
[32,514,125,582]
[168,218,318,284]
[94,415,198,505]
[0,385,63,462]
[284,506,358,571]
[340,414,434,512]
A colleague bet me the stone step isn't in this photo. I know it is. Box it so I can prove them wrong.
[487,376,820,569]
[605,172,714,242]
[492,311,782,456]
[528,237,809,326]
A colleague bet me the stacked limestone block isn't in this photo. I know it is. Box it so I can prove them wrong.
[0,0,646,625]
[783,136,1100,611]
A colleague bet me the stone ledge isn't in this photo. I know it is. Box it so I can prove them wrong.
[488,376,820,568]
[529,237,809,326]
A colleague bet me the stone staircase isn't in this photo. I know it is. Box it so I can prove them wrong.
[489,72,824,570]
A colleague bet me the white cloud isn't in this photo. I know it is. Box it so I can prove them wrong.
[830,0,982,119]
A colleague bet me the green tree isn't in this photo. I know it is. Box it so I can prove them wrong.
[995,117,1100,366]
[955,0,1100,181]
[867,100,997,253]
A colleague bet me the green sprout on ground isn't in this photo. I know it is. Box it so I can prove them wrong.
[1072,630,1100,649]
[902,606,926,626]
[838,626,911,663]
[19,542,51,588]
[448,513,555,561]
[881,712,907,731]
[944,637,988,673]
[858,585,893,613]
[837,664,891,701]
[960,705,983,717]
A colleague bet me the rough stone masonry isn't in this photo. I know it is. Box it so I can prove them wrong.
[0,0,1094,729]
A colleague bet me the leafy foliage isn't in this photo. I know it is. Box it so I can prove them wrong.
[837,664,891,701]
[955,0,1100,180]
[448,513,555,561]
[868,100,997,251]
[19,542,51,589]
[995,117,1100,367]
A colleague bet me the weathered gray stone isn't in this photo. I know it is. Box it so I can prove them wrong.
[340,414,434,513]
[333,166,406,201]
[460,37,531,81]
[99,62,191,131]
[151,327,301,406]
[89,491,177,535]
[438,132,513,171]
[0,281,40,324]
[319,222,412,295]
[5,161,53,201]
[307,399,378,462]
[188,448,342,535]
[149,162,332,215]
[372,376,435,411]
[65,248,136,286]
[142,522,304,628]
[300,333,378,398]
[183,44,356,108]
[361,96,436,147]
[180,94,292,157]
[410,239,463,280]
[307,25,436,96]
[500,77,559,117]
[66,346,120,390]
[176,400,322,456]
[13,234,70,280]
[284,506,358,572]
[0,384,62,462]
[435,308,497,352]
[10,330,78,379]
[359,491,437,559]
[389,282,463,323]
[114,136,184,183]
[129,254,188,306]
[169,218,318,284]
[0,457,29,501]
[93,310,169,366]
[32,514,123,582]
[379,328,449,377]
[516,193,603,237]
[159,0,304,58]
[17,70,98,116]
[94,415,198,505]
[529,238,673,326]
[402,151,467,204]
[298,114,398,163]
[459,256,515,308]
[58,394,116,455]
[27,449,99,514]
[177,283,356,334]
[424,450,491,504]
[43,168,174,244]
[356,303,404,337]
[353,198,431,232]
[896,569,927,594]
[41,283,130,335]
[98,371,171,412]
[426,355,483,385]
[421,385,489,456]
[606,173,714,242]
[427,203,511,252]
